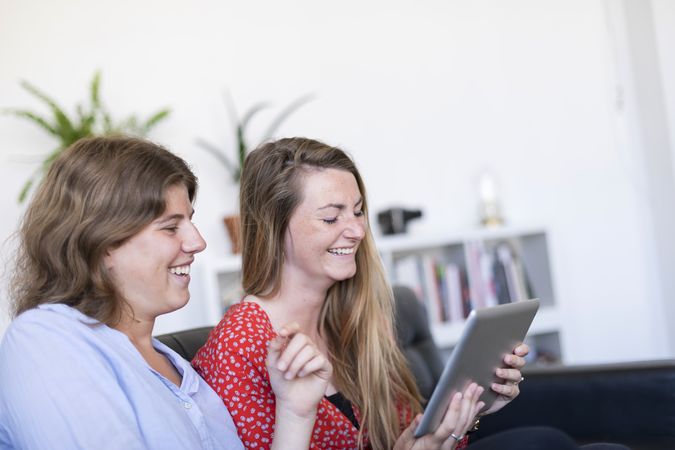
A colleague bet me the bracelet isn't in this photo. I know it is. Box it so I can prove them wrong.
[466,417,480,434]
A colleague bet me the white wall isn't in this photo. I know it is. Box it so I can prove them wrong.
[1,0,673,364]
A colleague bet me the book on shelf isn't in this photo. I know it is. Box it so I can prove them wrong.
[394,254,426,304]
[494,241,535,302]
[393,255,472,324]
[465,240,498,309]
[421,255,443,324]
[442,263,466,323]
[391,239,536,325]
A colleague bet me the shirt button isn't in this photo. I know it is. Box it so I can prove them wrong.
[183,402,192,409]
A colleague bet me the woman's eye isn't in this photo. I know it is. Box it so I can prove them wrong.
[164,226,179,233]
[322,217,338,225]
[354,210,364,217]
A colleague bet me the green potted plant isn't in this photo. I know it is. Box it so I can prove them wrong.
[3,71,171,202]
[196,91,313,252]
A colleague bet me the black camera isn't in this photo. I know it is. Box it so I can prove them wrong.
[377,208,422,235]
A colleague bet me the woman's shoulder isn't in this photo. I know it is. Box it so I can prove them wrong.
[195,301,276,362]
[0,304,116,388]
[2,304,99,347]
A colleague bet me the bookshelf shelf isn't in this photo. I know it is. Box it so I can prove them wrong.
[377,226,563,364]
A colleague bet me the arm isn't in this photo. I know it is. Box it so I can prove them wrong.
[0,314,146,449]
[265,323,332,450]
[195,320,329,450]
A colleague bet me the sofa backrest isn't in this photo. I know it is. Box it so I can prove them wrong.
[475,359,675,450]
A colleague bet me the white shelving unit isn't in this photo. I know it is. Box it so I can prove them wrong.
[197,226,563,364]
[376,226,564,364]
[197,255,243,325]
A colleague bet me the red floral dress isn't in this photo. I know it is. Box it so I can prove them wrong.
[192,301,468,450]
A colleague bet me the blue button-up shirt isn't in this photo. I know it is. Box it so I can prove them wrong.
[0,304,244,450]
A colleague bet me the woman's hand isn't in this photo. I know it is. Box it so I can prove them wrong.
[266,322,333,419]
[481,343,529,415]
[394,383,485,450]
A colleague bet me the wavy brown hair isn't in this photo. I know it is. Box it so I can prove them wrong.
[240,137,422,449]
[10,136,197,326]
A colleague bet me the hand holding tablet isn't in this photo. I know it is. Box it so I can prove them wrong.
[414,299,540,438]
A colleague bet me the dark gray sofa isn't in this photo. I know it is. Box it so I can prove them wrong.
[473,359,675,450]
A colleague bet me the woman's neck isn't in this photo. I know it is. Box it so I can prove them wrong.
[114,315,156,352]
[250,280,329,342]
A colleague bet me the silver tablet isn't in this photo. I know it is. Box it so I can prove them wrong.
[414,298,540,438]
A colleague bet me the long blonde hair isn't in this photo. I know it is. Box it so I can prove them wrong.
[240,137,422,449]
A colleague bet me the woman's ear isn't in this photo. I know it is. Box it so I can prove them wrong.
[103,249,115,271]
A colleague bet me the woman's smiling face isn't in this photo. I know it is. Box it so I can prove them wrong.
[104,184,206,321]
[282,168,366,291]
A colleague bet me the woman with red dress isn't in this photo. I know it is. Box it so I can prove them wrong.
[193,137,527,450]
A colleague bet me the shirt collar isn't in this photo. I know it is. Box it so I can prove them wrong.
[153,339,200,394]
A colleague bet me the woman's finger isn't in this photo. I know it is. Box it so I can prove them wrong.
[283,344,317,379]
[266,336,286,368]
[513,343,530,357]
[491,381,519,398]
[434,391,464,439]
[496,367,523,383]
[393,414,421,450]
[297,354,331,379]
[277,322,301,338]
[503,353,527,369]
[267,322,301,369]
[455,385,482,434]
[275,332,309,371]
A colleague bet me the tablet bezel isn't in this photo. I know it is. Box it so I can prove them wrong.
[413,298,540,438]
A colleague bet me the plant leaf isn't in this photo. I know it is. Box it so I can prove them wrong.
[1,108,57,136]
[236,124,246,182]
[90,71,101,109]
[223,89,240,132]
[19,80,79,147]
[195,138,237,175]
[262,93,315,140]
[140,108,171,135]
[240,102,270,131]
[17,177,35,203]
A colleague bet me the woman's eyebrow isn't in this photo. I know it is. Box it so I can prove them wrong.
[155,210,194,224]
[318,198,363,211]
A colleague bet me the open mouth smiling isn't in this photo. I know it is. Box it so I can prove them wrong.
[327,247,355,255]
[169,265,191,276]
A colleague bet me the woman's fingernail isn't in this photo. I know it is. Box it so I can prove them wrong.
[277,361,286,370]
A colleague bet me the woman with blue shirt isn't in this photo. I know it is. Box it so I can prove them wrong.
[0,136,331,449]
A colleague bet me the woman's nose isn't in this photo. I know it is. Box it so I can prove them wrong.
[345,216,366,241]
[183,223,207,254]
